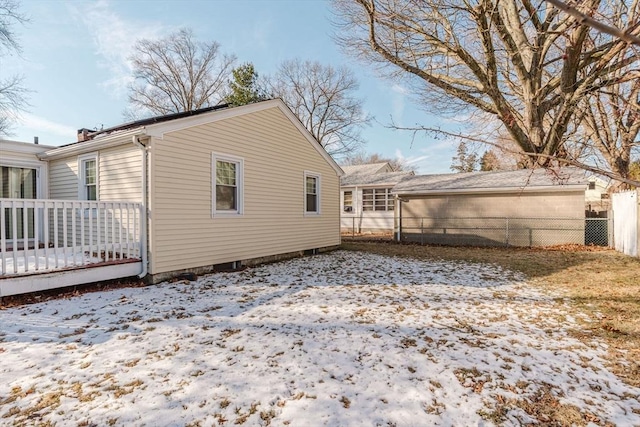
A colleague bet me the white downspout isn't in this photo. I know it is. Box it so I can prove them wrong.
[132,135,148,279]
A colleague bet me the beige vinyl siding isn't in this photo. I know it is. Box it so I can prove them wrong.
[400,191,586,246]
[49,158,78,200]
[148,106,340,275]
[48,144,142,202]
[401,191,585,219]
[98,145,142,202]
[0,148,42,164]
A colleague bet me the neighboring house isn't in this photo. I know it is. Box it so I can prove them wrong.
[585,176,610,214]
[392,168,589,247]
[1,99,343,295]
[340,162,414,233]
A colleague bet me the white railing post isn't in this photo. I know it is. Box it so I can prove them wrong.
[11,202,18,273]
[22,200,28,272]
[71,201,77,266]
[1,198,144,276]
[53,201,59,268]
[34,201,40,271]
[62,201,69,268]
[0,200,6,274]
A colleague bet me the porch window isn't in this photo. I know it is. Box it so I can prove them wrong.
[362,188,394,211]
[304,172,320,214]
[78,154,98,201]
[213,153,243,215]
[343,190,353,212]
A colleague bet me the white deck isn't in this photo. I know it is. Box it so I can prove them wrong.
[1,198,145,296]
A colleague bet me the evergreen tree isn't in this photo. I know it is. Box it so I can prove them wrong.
[450,142,478,173]
[224,63,269,106]
[480,150,500,171]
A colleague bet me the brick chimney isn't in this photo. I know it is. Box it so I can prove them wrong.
[77,128,92,142]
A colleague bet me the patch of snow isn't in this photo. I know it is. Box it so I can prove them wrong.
[1,251,638,426]
[1,248,103,275]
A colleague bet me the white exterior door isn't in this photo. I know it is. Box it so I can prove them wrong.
[1,166,38,240]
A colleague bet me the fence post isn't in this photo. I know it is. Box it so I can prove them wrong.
[352,217,355,238]
[505,217,509,247]
[421,218,424,245]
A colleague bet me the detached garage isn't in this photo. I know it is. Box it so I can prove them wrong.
[393,168,588,247]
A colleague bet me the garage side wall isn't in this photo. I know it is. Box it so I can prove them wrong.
[147,106,341,277]
[400,191,586,247]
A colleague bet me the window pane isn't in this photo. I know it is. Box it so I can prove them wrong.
[306,176,317,194]
[216,161,236,186]
[343,191,352,205]
[343,190,352,212]
[216,185,237,210]
[84,160,96,185]
[306,193,317,212]
[362,189,373,211]
[87,185,97,201]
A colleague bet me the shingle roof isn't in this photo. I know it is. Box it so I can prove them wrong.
[340,162,390,176]
[393,168,588,194]
[342,171,414,187]
[58,103,234,148]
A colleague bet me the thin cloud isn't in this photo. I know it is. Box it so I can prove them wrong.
[20,113,76,139]
[69,0,166,98]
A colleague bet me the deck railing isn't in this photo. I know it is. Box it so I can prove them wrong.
[1,198,143,276]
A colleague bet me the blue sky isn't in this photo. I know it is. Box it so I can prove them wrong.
[6,0,457,173]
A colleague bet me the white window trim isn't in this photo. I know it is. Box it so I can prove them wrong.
[77,152,99,201]
[304,171,321,216]
[0,160,47,199]
[212,153,244,217]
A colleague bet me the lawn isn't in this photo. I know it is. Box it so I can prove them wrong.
[345,241,640,389]
[1,249,639,426]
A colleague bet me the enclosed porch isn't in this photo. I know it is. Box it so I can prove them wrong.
[1,198,145,297]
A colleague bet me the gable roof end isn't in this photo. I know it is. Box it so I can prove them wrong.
[38,99,344,176]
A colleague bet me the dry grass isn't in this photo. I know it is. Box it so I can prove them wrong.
[343,241,640,388]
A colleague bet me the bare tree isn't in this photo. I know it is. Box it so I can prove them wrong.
[343,151,417,171]
[333,0,640,186]
[579,39,640,190]
[450,142,478,173]
[0,0,28,136]
[127,29,236,117]
[270,58,371,159]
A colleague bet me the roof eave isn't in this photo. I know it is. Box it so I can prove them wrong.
[393,184,588,196]
[38,128,146,160]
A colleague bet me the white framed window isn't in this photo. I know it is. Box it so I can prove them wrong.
[362,188,394,211]
[304,171,321,215]
[78,153,98,201]
[343,190,353,212]
[212,153,244,216]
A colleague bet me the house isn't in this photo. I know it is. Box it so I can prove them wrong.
[340,162,414,233]
[1,139,56,201]
[392,168,589,246]
[585,175,610,215]
[1,99,343,295]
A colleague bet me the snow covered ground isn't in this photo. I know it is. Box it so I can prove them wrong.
[1,251,639,426]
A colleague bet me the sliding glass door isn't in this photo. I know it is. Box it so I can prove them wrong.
[1,166,37,240]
